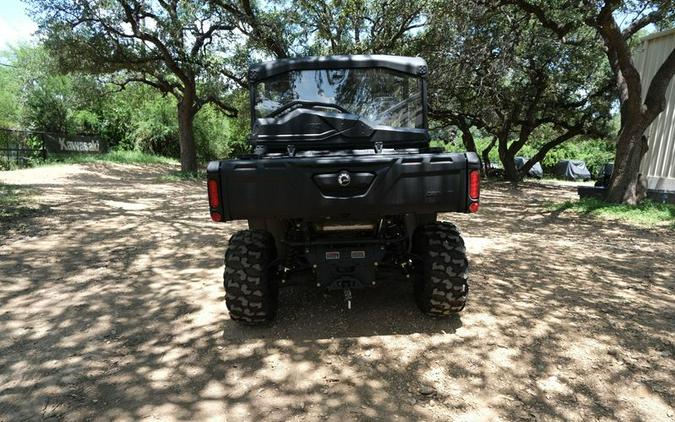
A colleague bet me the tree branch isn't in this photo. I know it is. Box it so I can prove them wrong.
[211,0,288,58]
[117,0,191,85]
[108,75,180,99]
[220,68,247,88]
[595,3,643,111]
[196,95,239,117]
[520,124,584,176]
[499,0,576,38]
[622,2,674,38]
[190,22,236,59]
[644,47,675,122]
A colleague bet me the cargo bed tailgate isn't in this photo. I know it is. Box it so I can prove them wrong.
[207,152,480,221]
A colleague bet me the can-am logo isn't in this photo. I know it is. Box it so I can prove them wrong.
[337,171,351,186]
[58,138,100,152]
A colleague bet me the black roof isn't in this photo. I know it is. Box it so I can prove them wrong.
[248,55,428,83]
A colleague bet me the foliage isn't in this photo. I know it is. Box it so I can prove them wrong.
[290,0,427,55]
[502,0,675,202]
[120,92,180,157]
[44,150,178,166]
[519,138,615,176]
[421,0,614,180]
[0,45,246,165]
[194,90,251,159]
[439,132,616,176]
[551,197,675,228]
[0,63,22,129]
[1,45,103,134]
[26,0,246,171]
[3,0,671,187]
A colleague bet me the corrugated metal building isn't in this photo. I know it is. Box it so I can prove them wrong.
[635,28,675,192]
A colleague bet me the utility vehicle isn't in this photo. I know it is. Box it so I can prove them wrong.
[207,55,480,324]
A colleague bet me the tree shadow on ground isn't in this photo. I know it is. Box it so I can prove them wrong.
[0,166,672,421]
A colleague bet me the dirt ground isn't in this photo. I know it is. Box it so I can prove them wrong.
[0,163,673,422]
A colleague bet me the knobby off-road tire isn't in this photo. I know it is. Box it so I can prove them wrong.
[224,230,278,325]
[412,222,469,316]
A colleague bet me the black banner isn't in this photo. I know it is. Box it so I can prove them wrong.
[43,133,108,154]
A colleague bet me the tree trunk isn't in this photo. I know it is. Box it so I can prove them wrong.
[521,128,582,176]
[177,93,198,173]
[595,15,675,205]
[606,124,649,204]
[498,135,520,182]
[457,119,477,153]
[481,137,497,174]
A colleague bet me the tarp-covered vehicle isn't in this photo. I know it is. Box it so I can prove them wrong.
[207,55,480,324]
[594,162,614,187]
[515,156,543,178]
[555,160,591,181]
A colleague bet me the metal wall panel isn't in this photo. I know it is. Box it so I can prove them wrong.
[635,29,675,192]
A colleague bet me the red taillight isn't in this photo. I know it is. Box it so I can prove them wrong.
[208,179,220,208]
[210,211,223,222]
[469,202,480,213]
[469,170,480,199]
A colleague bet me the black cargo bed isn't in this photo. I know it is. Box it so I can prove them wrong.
[208,151,480,221]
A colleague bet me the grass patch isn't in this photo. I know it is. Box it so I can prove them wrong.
[157,170,206,182]
[45,150,178,166]
[529,177,595,187]
[0,183,36,220]
[551,197,675,228]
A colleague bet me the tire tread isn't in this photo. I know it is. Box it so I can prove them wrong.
[224,230,277,324]
[413,222,469,316]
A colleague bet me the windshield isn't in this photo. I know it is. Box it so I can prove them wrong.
[254,68,424,128]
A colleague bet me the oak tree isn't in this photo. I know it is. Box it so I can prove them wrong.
[504,0,675,203]
[422,1,613,181]
[28,0,244,172]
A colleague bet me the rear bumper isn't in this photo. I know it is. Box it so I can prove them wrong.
[208,151,479,221]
